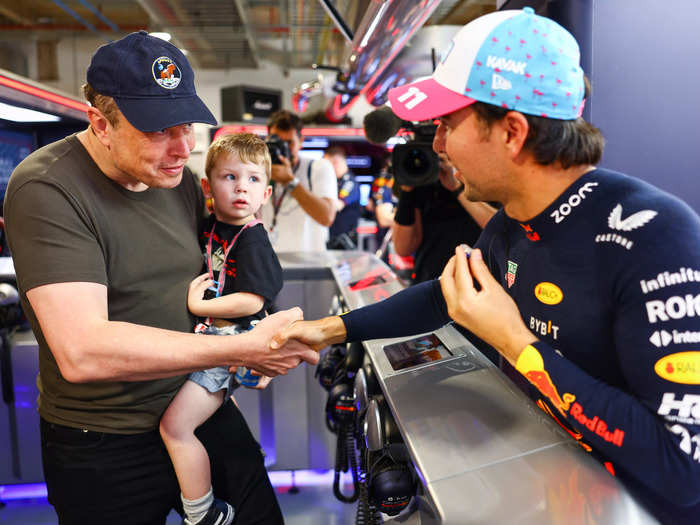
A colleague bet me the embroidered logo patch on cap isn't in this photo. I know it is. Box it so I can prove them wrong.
[152,56,181,89]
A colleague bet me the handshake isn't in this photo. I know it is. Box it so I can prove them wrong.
[236,307,346,384]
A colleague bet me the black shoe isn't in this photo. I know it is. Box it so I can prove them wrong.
[184,498,234,525]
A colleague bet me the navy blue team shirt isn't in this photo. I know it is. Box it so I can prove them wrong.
[341,168,700,522]
[329,171,362,239]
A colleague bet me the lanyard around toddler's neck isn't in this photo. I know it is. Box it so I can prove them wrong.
[206,219,262,297]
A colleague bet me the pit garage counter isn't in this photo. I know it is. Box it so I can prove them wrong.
[274,250,657,524]
[0,251,657,523]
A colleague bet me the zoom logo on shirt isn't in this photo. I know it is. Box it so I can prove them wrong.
[549,182,598,224]
[646,294,700,323]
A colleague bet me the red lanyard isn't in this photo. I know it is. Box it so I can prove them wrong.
[206,219,262,297]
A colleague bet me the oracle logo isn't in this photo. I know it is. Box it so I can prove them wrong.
[534,282,563,305]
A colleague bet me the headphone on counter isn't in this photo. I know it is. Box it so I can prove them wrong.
[362,396,417,516]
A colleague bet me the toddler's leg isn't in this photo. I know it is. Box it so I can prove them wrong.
[160,380,226,500]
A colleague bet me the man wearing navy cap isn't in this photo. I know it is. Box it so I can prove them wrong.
[4,31,316,525]
[275,8,700,523]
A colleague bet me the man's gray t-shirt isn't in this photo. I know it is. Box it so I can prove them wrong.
[4,133,204,433]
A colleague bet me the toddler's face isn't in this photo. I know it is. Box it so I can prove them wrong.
[206,153,271,225]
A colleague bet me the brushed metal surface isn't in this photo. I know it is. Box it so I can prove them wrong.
[425,445,658,525]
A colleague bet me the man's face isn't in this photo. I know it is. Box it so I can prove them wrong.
[106,112,195,188]
[204,152,272,225]
[268,126,301,165]
[433,106,506,202]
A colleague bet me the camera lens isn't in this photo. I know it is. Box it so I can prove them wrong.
[402,148,432,176]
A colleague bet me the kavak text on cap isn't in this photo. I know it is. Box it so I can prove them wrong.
[388,7,585,122]
[87,31,217,132]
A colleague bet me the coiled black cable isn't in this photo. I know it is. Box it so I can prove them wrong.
[333,425,360,503]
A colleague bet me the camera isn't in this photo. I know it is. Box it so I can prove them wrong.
[363,106,439,187]
[265,134,290,165]
[391,123,439,187]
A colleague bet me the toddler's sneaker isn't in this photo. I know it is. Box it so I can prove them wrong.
[184,498,234,525]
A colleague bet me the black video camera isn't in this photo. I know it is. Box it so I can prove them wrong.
[363,106,439,187]
[391,123,439,187]
[265,134,290,165]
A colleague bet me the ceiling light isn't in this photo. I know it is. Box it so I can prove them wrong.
[0,102,60,123]
[149,32,171,41]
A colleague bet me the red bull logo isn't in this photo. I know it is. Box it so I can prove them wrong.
[569,402,625,447]
[519,223,541,241]
[536,400,592,452]
[517,344,573,416]
[524,369,573,415]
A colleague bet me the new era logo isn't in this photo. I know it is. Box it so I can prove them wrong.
[396,86,428,109]
[492,73,512,90]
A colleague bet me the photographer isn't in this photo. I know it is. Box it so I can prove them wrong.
[393,154,496,283]
[261,110,337,252]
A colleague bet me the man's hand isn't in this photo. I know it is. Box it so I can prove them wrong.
[270,155,294,185]
[271,316,347,353]
[188,273,215,316]
[440,246,537,365]
[242,308,320,377]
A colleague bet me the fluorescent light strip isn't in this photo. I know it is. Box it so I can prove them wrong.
[213,125,366,141]
[0,469,350,501]
[0,101,61,122]
[0,75,90,114]
[359,1,389,48]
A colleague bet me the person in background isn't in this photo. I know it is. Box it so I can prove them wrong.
[392,153,496,282]
[261,110,337,252]
[365,155,397,255]
[160,133,282,525]
[272,8,700,523]
[325,146,362,248]
[3,31,317,525]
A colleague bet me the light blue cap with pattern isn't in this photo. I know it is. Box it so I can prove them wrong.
[388,8,585,121]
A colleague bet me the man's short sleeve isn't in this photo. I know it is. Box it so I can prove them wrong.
[310,157,338,200]
[5,180,107,292]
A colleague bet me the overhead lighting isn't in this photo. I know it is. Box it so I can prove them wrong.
[0,102,60,122]
[359,1,389,48]
[149,32,171,41]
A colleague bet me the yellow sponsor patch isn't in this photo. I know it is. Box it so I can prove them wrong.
[654,352,700,384]
[534,282,563,305]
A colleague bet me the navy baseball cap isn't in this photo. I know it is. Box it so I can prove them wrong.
[86,31,217,132]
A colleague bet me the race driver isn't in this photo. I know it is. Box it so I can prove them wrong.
[272,8,700,524]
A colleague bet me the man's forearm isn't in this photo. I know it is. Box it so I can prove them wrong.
[290,185,336,226]
[47,318,258,383]
[392,220,422,256]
